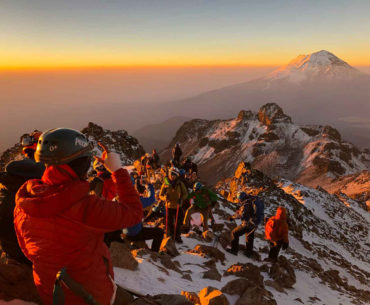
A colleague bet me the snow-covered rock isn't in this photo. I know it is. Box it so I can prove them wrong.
[82,122,145,166]
[161,103,369,202]
[112,165,369,305]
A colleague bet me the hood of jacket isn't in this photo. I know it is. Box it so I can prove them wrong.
[16,164,89,218]
[275,206,287,221]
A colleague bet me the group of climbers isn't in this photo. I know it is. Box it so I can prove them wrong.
[0,134,290,305]
[226,190,289,261]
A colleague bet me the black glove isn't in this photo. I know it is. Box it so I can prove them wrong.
[282,242,289,250]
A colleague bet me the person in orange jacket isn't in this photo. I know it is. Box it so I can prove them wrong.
[14,128,142,305]
[265,206,289,260]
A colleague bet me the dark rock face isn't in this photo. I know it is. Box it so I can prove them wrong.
[208,138,240,154]
[82,122,145,164]
[312,157,346,175]
[224,263,264,287]
[0,144,22,171]
[222,263,277,305]
[222,278,254,296]
[237,110,256,121]
[203,266,222,281]
[187,245,225,262]
[235,286,277,305]
[198,287,230,305]
[322,126,341,142]
[257,103,292,126]
[268,256,296,289]
[0,261,40,303]
[110,242,138,271]
[160,237,179,257]
[170,119,212,146]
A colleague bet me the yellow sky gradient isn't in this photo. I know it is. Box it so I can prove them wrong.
[1,46,370,70]
[2,1,370,70]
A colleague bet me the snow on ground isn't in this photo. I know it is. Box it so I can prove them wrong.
[268,270,355,305]
[114,192,368,304]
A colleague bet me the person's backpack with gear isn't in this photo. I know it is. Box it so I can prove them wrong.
[253,197,265,226]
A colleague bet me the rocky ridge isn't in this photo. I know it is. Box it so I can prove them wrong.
[162,103,369,202]
[82,122,145,166]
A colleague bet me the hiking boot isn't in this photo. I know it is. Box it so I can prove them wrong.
[226,248,238,256]
[175,236,183,244]
[263,257,277,263]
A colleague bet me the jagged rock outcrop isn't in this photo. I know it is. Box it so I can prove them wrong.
[0,144,22,171]
[257,103,292,126]
[161,103,369,203]
[82,122,145,165]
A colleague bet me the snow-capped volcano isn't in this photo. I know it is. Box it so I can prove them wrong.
[267,50,361,82]
[151,50,370,147]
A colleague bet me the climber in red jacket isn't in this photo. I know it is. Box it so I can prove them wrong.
[14,128,142,305]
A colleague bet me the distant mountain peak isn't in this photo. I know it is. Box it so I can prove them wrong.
[257,103,292,126]
[267,50,361,82]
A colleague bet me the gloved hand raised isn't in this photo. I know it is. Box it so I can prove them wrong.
[95,142,122,173]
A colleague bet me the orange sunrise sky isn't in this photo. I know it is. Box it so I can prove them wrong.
[1,0,370,69]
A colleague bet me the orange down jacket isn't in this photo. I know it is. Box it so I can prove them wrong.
[14,165,142,305]
[265,206,289,243]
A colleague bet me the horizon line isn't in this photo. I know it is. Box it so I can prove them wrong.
[2,63,370,71]
[0,64,280,71]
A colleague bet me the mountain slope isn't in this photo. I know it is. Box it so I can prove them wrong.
[133,116,192,152]
[2,163,369,305]
[161,103,369,199]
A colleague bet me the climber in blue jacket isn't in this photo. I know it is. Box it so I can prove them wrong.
[125,183,164,252]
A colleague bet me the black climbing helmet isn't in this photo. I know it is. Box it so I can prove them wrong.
[35,128,93,165]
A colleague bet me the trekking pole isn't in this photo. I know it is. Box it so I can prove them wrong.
[174,204,180,238]
[246,226,256,237]
[165,204,169,237]
[53,268,102,305]
[212,233,220,248]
